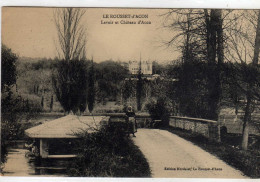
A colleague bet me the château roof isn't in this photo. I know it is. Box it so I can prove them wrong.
[25,115,109,139]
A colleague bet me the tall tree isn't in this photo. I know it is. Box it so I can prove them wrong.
[52,8,88,114]
[163,9,225,120]
[204,9,224,120]
[87,58,95,113]
[52,60,88,114]
[136,60,143,111]
[54,8,87,60]
[1,44,17,91]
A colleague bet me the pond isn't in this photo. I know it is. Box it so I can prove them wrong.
[2,147,69,177]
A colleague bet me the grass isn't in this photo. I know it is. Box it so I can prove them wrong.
[67,122,151,177]
[164,126,260,178]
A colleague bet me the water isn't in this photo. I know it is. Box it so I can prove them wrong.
[2,148,68,177]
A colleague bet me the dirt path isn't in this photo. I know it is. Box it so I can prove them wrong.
[133,129,247,178]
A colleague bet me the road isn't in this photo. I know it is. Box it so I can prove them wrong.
[133,129,247,178]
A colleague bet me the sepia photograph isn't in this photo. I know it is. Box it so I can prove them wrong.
[1,6,260,179]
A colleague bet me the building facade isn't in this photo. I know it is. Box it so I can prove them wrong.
[128,60,152,75]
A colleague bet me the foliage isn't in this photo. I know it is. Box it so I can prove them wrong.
[1,44,17,90]
[67,123,151,177]
[95,60,128,102]
[146,98,170,127]
[122,79,135,103]
[163,9,224,121]
[87,60,95,113]
[152,61,166,75]
[170,61,209,118]
[52,59,89,114]
[1,45,41,166]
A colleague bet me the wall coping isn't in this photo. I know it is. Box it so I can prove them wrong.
[170,116,217,124]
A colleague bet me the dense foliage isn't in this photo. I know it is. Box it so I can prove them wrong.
[95,61,129,103]
[52,59,89,114]
[1,45,17,90]
[146,98,170,127]
[67,123,151,177]
[1,45,41,165]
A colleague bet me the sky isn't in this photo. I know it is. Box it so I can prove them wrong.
[2,7,179,63]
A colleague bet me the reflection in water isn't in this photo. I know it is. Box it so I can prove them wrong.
[3,148,69,176]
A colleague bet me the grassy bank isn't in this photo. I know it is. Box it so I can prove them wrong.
[165,126,260,178]
[67,123,151,177]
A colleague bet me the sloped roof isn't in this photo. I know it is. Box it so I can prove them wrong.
[25,115,109,138]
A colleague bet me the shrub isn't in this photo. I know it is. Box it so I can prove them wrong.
[146,98,170,127]
[67,123,151,177]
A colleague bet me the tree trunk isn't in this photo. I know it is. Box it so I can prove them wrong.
[136,61,142,111]
[205,9,222,121]
[242,89,251,150]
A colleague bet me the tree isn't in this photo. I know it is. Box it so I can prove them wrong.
[52,59,89,114]
[87,59,95,113]
[41,95,44,108]
[241,11,260,150]
[52,8,89,114]
[1,45,41,167]
[136,60,143,111]
[54,8,87,60]
[95,60,128,103]
[50,95,54,112]
[204,9,224,120]
[162,9,225,120]
[1,44,17,91]
[223,10,260,150]
[1,44,18,165]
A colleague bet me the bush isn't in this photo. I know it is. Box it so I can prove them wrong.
[146,98,170,127]
[67,123,151,177]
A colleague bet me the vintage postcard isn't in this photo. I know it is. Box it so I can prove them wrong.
[1,6,260,179]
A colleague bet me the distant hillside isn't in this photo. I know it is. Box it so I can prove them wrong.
[18,56,48,62]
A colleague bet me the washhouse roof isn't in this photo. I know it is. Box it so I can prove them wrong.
[25,115,109,138]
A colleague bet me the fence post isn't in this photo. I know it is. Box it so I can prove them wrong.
[193,122,197,133]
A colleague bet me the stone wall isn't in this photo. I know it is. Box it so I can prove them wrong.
[104,113,220,141]
[169,116,220,142]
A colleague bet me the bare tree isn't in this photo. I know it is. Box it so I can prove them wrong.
[54,8,87,61]
[226,10,260,150]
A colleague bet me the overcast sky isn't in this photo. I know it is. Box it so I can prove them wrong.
[2,7,179,63]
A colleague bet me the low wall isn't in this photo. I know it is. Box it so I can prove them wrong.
[107,113,152,128]
[99,113,220,141]
[169,116,220,141]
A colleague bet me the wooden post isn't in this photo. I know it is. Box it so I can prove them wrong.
[193,122,197,133]
[40,139,49,158]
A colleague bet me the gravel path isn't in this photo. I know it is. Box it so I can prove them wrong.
[133,129,247,178]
